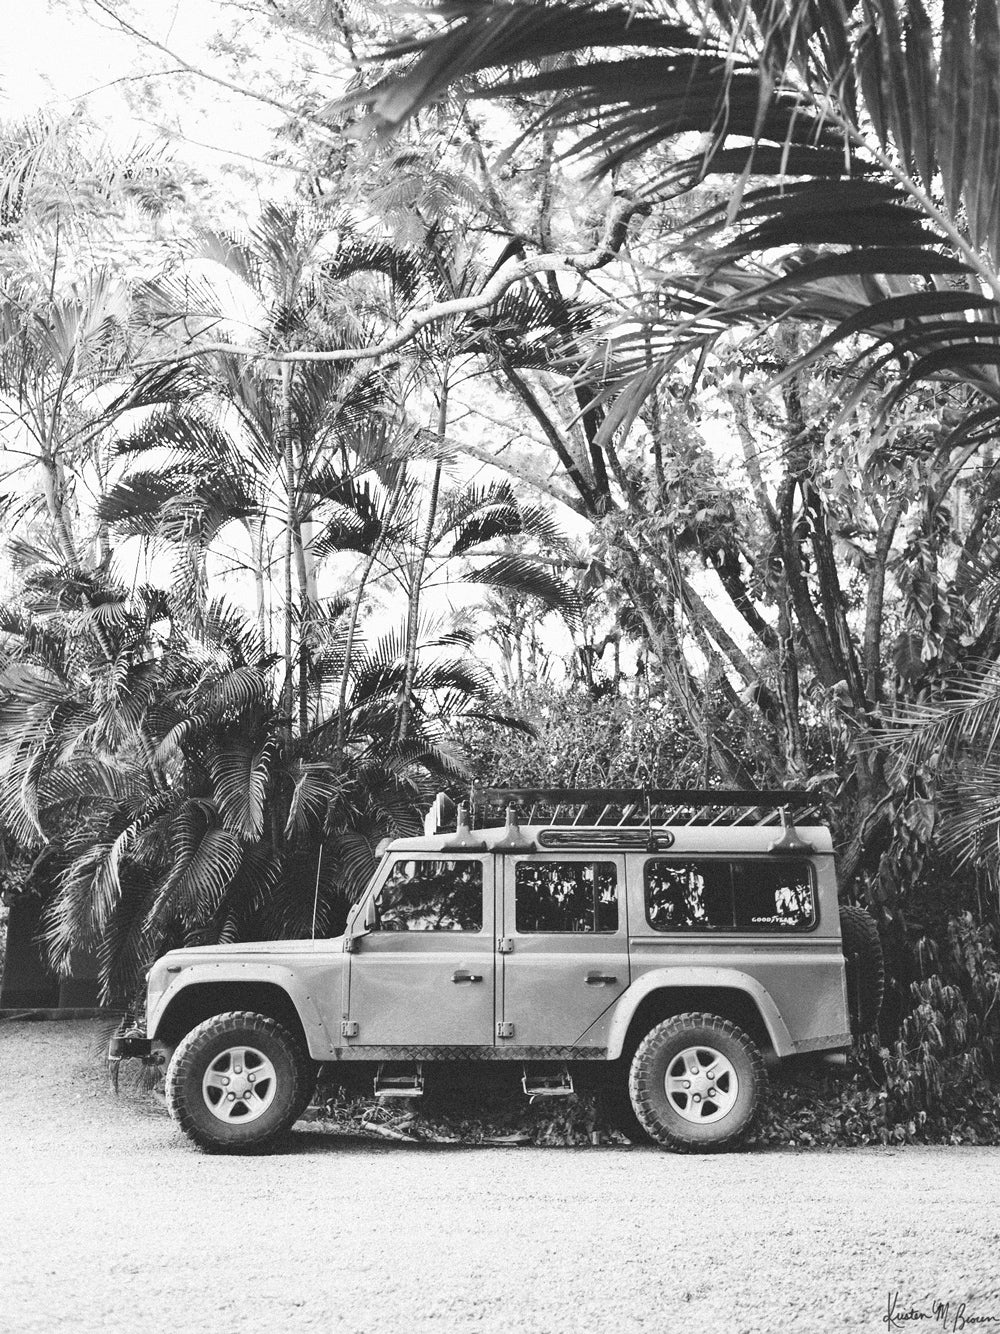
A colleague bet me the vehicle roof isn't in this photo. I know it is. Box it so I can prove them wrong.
[383,823,834,856]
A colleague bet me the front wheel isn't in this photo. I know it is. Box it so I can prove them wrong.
[629,1013,766,1152]
[165,1011,309,1153]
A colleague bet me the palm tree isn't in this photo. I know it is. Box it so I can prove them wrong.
[0,563,526,1003]
[109,207,410,719]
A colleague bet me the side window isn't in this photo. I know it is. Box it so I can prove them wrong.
[515,861,618,933]
[644,859,815,932]
[375,859,483,932]
[645,860,733,930]
[733,860,815,931]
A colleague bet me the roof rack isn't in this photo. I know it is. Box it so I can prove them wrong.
[473,787,814,807]
[467,786,822,830]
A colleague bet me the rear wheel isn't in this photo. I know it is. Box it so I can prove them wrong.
[629,1012,766,1152]
[165,1011,308,1153]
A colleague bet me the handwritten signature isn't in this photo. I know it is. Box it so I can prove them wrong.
[884,1292,1000,1332]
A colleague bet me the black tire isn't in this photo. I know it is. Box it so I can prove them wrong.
[291,1064,319,1123]
[628,1012,766,1152]
[839,905,884,1036]
[165,1011,309,1153]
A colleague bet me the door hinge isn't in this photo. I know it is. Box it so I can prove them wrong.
[497,1021,515,1038]
[497,936,514,954]
[341,1020,359,1038]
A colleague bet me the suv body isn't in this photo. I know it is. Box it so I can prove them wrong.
[116,789,869,1152]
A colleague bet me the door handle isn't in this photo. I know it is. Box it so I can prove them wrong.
[585,972,618,986]
[452,970,483,984]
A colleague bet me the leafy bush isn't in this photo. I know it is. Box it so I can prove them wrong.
[754,914,1000,1148]
[456,684,709,790]
[875,914,1000,1141]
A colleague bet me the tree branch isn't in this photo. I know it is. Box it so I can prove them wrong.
[151,195,651,369]
[89,0,341,145]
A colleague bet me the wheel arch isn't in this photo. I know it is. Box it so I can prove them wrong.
[153,980,312,1055]
[606,969,793,1063]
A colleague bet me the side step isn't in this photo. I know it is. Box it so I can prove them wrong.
[374,1062,424,1099]
[522,1063,574,1100]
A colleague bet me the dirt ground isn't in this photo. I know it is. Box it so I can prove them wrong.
[2,1017,999,1334]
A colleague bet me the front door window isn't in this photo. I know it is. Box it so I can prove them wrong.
[375,858,483,932]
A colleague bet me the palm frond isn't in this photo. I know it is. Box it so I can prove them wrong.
[319,237,425,306]
[209,732,275,841]
[464,554,578,616]
[285,763,349,838]
[146,818,244,926]
[879,663,1000,771]
[198,598,267,666]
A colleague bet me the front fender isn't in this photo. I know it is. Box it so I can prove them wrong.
[147,962,333,1057]
[604,966,795,1060]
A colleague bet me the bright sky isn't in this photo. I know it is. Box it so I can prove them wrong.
[0,0,315,213]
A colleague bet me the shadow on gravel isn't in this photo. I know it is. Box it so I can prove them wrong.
[216,1122,659,1157]
[277,1130,487,1156]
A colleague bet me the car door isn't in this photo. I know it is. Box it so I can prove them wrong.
[346,853,494,1047]
[498,853,629,1048]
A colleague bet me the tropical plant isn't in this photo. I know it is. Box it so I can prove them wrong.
[0,555,527,1003]
[455,681,712,790]
[104,222,578,718]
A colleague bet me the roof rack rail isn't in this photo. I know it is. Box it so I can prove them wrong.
[471,787,815,809]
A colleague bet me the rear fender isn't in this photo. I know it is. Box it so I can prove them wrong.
[604,967,794,1060]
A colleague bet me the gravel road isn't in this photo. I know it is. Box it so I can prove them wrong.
[2,1019,999,1334]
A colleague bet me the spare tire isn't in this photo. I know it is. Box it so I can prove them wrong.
[839,905,884,1036]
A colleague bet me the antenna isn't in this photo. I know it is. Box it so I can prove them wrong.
[311,842,324,941]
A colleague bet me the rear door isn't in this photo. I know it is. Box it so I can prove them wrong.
[498,853,629,1048]
[346,854,494,1047]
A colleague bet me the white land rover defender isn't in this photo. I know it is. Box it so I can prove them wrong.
[110,788,883,1153]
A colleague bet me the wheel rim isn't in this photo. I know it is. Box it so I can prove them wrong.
[664,1045,739,1124]
[202,1045,278,1124]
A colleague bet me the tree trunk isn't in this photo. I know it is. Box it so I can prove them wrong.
[336,471,407,758]
[250,517,268,651]
[280,362,296,741]
[396,385,447,745]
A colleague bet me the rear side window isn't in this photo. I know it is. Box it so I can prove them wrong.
[515,861,618,933]
[644,859,815,932]
[375,858,483,931]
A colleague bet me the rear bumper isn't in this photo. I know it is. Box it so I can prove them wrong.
[108,1031,152,1060]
